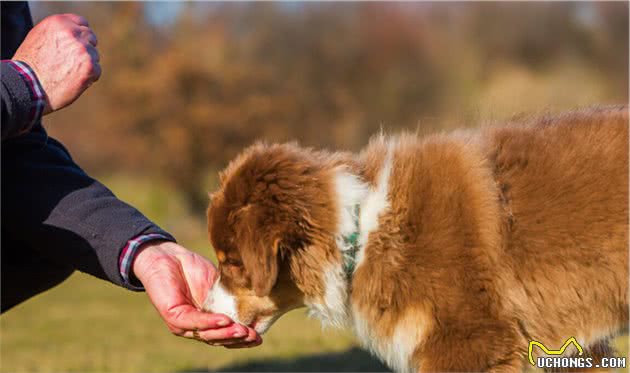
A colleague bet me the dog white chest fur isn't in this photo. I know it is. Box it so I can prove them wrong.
[205,142,419,372]
[321,145,423,373]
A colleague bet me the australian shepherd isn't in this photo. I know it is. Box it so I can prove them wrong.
[204,106,628,372]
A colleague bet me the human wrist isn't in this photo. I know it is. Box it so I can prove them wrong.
[9,59,51,115]
[132,240,184,283]
[2,60,47,131]
[119,233,175,288]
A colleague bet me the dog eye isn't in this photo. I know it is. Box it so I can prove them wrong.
[224,258,243,267]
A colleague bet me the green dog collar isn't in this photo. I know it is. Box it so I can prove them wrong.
[341,204,361,277]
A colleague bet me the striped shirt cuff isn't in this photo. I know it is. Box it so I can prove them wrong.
[119,233,171,289]
[4,60,46,129]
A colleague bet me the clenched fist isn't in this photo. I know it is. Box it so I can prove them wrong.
[12,14,101,115]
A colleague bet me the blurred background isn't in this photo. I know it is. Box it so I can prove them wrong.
[1,2,627,372]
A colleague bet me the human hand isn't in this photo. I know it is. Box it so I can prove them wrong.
[12,14,101,115]
[132,240,262,348]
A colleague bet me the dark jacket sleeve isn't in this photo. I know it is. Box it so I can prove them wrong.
[1,61,37,141]
[1,126,176,290]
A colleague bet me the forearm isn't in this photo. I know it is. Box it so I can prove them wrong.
[1,131,175,289]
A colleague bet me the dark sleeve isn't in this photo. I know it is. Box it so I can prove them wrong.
[1,61,37,141]
[1,128,176,290]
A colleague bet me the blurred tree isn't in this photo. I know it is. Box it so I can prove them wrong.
[36,2,627,212]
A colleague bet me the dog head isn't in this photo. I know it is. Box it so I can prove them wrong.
[205,142,349,334]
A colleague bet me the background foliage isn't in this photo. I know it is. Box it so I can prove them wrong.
[36,1,628,210]
[1,2,627,372]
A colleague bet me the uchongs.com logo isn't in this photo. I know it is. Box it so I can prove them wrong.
[528,337,626,369]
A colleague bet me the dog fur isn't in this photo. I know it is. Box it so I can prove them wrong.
[205,106,628,372]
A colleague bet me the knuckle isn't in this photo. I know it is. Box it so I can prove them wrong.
[57,15,73,27]
[45,14,62,23]
[72,14,89,27]
[65,28,78,39]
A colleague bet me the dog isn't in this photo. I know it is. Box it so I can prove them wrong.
[204,106,628,372]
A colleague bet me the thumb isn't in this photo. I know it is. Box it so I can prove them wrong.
[179,253,218,309]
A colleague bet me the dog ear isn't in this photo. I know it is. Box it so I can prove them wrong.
[242,231,280,297]
[236,205,280,296]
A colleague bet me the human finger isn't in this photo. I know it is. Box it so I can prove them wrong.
[63,13,89,27]
[85,44,100,62]
[200,323,254,342]
[167,306,234,332]
[224,335,263,349]
[79,27,98,46]
[182,323,249,341]
[91,62,101,82]
[211,327,259,345]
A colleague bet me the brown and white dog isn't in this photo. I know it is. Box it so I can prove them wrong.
[204,106,628,372]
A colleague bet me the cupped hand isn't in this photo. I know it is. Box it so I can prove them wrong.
[12,13,101,115]
[132,240,261,348]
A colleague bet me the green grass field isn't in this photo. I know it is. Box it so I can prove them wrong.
[0,272,374,372]
[0,176,376,372]
[0,175,627,372]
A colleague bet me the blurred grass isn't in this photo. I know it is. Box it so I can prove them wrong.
[1,175,627,372]
[0,175,364,373]
[0,274,362,372]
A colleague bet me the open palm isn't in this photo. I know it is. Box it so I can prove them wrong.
[132,241,261,348]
